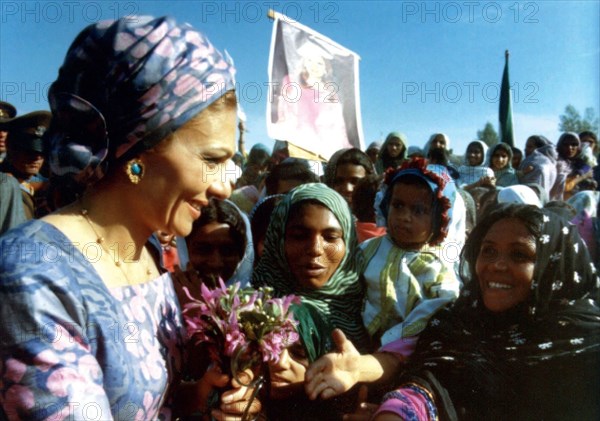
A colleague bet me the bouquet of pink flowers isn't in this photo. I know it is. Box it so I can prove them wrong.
[183,280,301,379]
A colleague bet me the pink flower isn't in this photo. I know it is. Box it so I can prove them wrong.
[183,282,300,371]
[224,329,247,357]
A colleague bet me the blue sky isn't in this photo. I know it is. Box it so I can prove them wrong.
[1,0,599,156]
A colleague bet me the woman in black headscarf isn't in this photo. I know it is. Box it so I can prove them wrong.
[370,203,600,420]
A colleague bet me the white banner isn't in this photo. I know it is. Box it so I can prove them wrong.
[266,12,363,160]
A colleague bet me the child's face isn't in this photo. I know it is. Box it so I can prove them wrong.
[466,144,484,166]
[491,149,510,170]
[512,151,522,169]
[387,182,434,250]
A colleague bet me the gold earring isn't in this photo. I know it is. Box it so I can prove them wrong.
[125,158,145,184]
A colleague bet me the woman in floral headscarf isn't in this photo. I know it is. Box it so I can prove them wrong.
[0,16,255,420]
[367,204,600,420]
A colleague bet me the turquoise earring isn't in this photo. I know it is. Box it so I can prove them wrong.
[125,158,145,184]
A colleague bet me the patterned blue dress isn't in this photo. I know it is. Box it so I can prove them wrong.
[0,220,184,420]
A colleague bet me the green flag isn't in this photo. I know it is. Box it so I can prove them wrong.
[499,50,515,147]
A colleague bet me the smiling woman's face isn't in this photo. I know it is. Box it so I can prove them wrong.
[476,217,536,313]
[284,202,346,290]
[466,143,484,166]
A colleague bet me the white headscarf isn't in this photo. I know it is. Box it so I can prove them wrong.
[497,185,542,208]
[457,140,494,187]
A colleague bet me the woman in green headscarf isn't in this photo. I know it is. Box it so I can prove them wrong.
[252,183,372,354]
[375,132,408,174]
[263,301,338,419]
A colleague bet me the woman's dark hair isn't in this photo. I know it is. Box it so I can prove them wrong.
[478,188,499,220]
[191,198,246,258]
[556,132,580,160]
[460,204,543,283]
[250,194,284,260]
[247,145,271,168]
[351,174,382,222]
[265,158,319,195]
[579,131,598,144]
[335,148,375,176]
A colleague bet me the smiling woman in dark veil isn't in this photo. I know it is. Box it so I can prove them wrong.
[370,203,600,420]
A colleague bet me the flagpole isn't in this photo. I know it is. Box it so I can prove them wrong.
[499,49,515,147]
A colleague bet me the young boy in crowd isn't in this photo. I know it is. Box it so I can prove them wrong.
[361,157,461,352]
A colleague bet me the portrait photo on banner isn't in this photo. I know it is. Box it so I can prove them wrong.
[267,15,363,160]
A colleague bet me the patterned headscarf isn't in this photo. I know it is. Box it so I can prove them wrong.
[47,15,236,184]
[460,204,599,318]
[399,204,600,419]
[252,183,371,352]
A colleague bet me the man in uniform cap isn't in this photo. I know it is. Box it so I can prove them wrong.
[0,100,17,163]
[0,110,51,234]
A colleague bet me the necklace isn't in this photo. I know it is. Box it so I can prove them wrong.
[80,206,152,284]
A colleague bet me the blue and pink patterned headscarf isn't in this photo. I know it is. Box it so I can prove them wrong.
[47,15,236,184]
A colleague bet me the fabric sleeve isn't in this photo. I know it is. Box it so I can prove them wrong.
[380,258,460,346]
[378,335,419,360]
[0,173,27,235]
[0,256,112,420]
[373,384,437,421]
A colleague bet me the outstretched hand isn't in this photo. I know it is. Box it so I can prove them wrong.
[305,329,362,400]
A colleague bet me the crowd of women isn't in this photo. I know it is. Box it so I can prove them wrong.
[0,15,599,421]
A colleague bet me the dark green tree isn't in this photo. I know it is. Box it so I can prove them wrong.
[559,105,599,134]
[477,122,499,147]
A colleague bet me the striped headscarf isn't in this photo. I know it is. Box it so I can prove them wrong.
[252,183,371,352]
[47,15,236,184]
